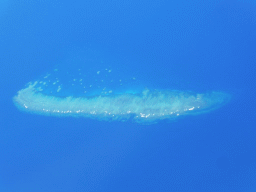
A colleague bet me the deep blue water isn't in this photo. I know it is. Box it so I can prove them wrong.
[1,1,256,191]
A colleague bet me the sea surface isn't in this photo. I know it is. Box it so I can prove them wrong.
[0,1,256,192]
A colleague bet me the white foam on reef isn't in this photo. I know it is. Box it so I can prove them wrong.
[13,81,230,123]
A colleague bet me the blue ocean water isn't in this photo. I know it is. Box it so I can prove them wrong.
[0,0,256,191]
